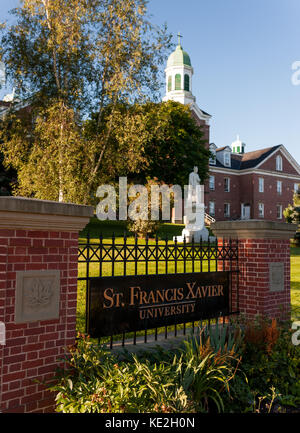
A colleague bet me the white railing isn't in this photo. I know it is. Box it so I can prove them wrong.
[205,213,216,224]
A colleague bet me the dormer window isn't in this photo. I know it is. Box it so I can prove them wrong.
[276,155,282,171]
[209,152,216,165]
[209,144,217,165]
[224,152,231,167]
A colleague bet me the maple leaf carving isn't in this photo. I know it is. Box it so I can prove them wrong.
[25,279,53,309]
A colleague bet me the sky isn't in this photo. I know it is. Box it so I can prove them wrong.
[1,0,300,163]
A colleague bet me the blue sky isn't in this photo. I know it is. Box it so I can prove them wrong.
[1,0,300,163]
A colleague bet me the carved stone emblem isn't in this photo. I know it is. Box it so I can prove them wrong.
[25,279,53,309]
[15,270,60,323]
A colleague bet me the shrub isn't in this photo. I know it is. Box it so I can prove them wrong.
[48,333,242,413]
[48,335,194,413]
[177,334,241,412]
[243,317,280,356]
[240,320,300,410]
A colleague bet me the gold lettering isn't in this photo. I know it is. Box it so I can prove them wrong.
[147,309,154,318]
[139,309,146,320]
[186,282,196,299]
[158,307,164,317]
[156,290,165,303]
[140,290,148,305]
[165,288,175,302]
[170,306,176,316]
[148,291,155,304]
[114,292,123,307]
[218,285,224,296]
[201,286,208,297]
[177,287,184,301]
[194,286,202,298]
[130,287,140,306]
[176,305,183,314]
[103,288,114,309]
[164,307,170,316]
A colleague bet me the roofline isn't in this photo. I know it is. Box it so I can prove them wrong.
[216,146,231,152]
[255,144,300,175]
[191,103,211,125]
[209,165,300,180]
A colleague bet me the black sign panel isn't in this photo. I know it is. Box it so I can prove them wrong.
[87,272,230,338]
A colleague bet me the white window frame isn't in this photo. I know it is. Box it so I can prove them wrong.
[277,180,282,195]
[294,183,300,193]
[209,152,216,165]
[276,204,282,219]
[224,203,230,218]
[209,201,215,216]
[209,175,215,190]
[258,203,264,218]
[276,155,283,171]
[224,177,230,192]
[224,152,231,167]
[258,177,264,193]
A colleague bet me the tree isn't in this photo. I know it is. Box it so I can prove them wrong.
[0,0,171,203]
[85,100,210,187]
[137,100,210,186]
[284,187,300,246]
[284,188,300,224]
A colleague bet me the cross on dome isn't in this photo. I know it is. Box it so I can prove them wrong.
[177,32,183,47]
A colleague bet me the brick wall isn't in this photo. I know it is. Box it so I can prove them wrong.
[206,170,298,222]
[260,150,299,176]
[0,197,93,414]
[237,238,291,320]
[212,221,295,321]
[0,229,79,413]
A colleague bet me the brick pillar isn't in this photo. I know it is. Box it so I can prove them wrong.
[0,197,93,413]
[211,220,296,321]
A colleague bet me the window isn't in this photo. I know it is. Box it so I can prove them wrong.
[209,152,216,165]
[168,76,172,92]
[294,183,300,193]
[277,205,282,219]
[224,152,231,167]
[224,177,230,192]
[224,203,230,218]
[258,203,264,218]
[175,74,181,90]
[259,178,264,193]
[276,155,283,171]
[209,175,215,190]
[277,180,282,195]
[184,74,190,91]
[209,201,215,216]
[237,146,240,153]
[209,145,216,165]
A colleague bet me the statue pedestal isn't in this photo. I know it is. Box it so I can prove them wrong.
[174,226,215,243]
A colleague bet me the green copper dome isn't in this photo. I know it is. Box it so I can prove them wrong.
[167,44,191,68]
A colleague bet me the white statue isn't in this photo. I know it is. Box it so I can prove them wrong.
[187,166,201,202]
[173,166,214,243]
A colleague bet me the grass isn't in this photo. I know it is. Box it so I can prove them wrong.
[77,219,300,334]
[291,247,300,321]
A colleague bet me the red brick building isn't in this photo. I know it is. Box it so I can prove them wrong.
[205,140,300,222]
[164,40,300,222]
